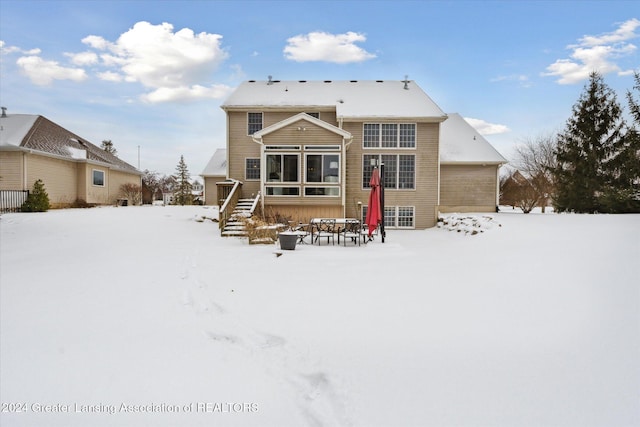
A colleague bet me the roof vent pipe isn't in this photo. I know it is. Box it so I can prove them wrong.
[403,75,410,90]
[1,107,6,118]
[267,75,273,85]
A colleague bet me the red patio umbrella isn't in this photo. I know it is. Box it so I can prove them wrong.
[365,167,381,237]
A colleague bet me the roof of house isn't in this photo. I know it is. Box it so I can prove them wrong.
[221,80,447,120]
[201,148,226,177]
[0,114,140,173]
[440,113,507,165]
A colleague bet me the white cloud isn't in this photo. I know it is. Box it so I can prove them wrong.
[16,56,87,85]
[1,41,41,56]
[140,84,233,103]
[97,71,124,82]
[464,117,510,135]
[490,74,531,88]
[543,18,639,84]
[284,31,376,63]
[66,51,98,66]
[79,21,230,103]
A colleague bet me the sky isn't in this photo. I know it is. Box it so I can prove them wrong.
[1,0,638,176]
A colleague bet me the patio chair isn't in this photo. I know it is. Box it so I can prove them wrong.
[361,224,378,242]
[340,219,361,246]
[293,222,311,244]
[315,219,336,245]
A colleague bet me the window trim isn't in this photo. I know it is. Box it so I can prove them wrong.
[247,112,263,136]
[304,153,341,184]
[245,158,260,181]
[362,123,416,149]
[362,154,415,190]
[92,169,105,187]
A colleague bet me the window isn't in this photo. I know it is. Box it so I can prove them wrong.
[306,154,339,183]
[92,169,105,186]
[362,205,415,229]
[247,112,263,135]
[266,187,300,196]
[305,187,339,196]
[362,154,415,190]
[266,154,298,182]
[245,158,260,180]
[362,123,416,148]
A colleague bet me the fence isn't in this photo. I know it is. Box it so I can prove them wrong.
[0,190,29,213]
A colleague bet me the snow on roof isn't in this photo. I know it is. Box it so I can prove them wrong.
[0,114,38,146]
[440,113,507,164]
[222,80,447,120]
[201,148,227,176]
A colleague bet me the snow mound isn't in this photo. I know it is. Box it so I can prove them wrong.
[437,213,501,235]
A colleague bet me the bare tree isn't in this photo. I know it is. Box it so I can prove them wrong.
[512,133,558,212]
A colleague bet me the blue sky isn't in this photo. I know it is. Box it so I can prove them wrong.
[1,0,638,176]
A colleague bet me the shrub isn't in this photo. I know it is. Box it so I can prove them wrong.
[21,179,50,212]
[119,183,142,206]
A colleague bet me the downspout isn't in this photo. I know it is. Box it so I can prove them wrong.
[251,134,265,216]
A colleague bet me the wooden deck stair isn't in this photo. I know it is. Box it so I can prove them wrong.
[221,198,254,237]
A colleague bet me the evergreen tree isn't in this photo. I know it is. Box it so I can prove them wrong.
[551,72,626,213]
[101,140,117,156]
[173,155,193,205]
[21,179,50,212]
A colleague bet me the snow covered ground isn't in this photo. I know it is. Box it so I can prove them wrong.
[1,206,638,427]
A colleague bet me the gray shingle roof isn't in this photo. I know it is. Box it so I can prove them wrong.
[0,114,139,173]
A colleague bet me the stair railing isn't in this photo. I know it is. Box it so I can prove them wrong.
[218,180,241,233]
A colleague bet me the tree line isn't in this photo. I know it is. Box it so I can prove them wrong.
[502,71,640,213]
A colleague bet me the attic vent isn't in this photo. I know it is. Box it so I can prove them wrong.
[324,80,332,83]
[350,80,358,83]
[248,80,256,83]
[299,80,307,83]
[376,80,384,83]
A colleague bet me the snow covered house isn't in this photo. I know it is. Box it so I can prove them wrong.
[0,112,141,208]
[217,79,506,229]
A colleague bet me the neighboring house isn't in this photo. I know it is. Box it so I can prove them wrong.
[0,112,141,208]
[217,79,507,229]
[200,148,227,205]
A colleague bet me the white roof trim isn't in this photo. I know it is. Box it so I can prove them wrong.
[252,112,352,139]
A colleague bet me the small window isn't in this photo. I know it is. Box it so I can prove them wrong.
[247,112,263,135]
[92,169,105,186]
[245,158,260,180]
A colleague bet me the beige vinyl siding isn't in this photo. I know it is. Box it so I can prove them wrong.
[26,154,78,207]
[439,164,499,212]
[227,111,261,197]
[203,176,226,205]
[342,122,440,228]
[109,169,141,204]
[0,152,25,190]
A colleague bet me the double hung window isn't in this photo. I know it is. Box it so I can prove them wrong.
[245,158,260,180]
[247,112,263,135]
